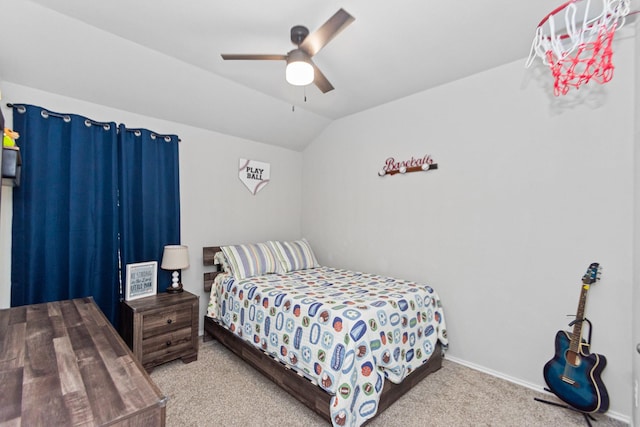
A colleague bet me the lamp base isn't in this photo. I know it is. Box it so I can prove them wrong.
[166,283,184,294]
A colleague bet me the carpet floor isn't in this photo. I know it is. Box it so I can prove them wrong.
[150,340,628,426]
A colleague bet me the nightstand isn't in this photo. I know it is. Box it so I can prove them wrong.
[121,290,199,372]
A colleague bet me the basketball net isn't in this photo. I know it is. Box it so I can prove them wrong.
[526,0,630,96]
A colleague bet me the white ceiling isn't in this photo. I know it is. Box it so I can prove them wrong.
[0,0,636,150]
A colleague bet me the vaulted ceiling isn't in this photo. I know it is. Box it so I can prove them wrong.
[1,0,635,150]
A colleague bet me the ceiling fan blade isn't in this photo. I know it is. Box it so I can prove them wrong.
[221,54,287,61]
[299,8,355,57]
[312,62,334,93]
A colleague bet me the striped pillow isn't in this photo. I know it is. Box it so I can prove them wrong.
[269,239,319,272]
[214,250,231,273]
[221,243,279,280]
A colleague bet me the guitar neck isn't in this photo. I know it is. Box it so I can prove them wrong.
[569,284,590,353]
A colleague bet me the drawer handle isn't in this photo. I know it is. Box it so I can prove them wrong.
[166,340,172,346]
[167,319,173,324]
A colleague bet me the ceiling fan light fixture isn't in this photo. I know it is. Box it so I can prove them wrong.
[286,50,314,86]
[221,9,354,93]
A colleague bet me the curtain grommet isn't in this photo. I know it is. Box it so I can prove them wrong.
[63,115,71,123]
[41,110,49,118]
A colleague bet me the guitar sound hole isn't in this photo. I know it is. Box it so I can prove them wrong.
[565,350,581,367]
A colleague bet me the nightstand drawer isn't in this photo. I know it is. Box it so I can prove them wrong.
[120,290,199,372]
[143,306,193,338]
[142,326,193,364]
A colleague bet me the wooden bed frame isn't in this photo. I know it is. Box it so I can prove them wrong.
[201,246,444,424]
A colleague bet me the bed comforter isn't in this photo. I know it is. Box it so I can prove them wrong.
[207,266,447,427]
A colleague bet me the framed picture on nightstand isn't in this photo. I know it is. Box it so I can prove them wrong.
[125,261,158,301]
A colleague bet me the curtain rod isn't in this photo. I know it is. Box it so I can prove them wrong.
[7,103,181,142]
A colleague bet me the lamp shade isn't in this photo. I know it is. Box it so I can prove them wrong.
[161,245,190,270]
[286,49,314,86]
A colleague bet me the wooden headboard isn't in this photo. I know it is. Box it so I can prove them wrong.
[203,246,223,292]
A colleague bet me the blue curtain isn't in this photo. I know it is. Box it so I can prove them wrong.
[118,125,181,294]
[10,105,181,326]
[11,105,120,322]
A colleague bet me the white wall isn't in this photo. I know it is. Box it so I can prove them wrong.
[0,78,12,309]
[0,82,303,331]
[301,35,635,420]
[633,11,640,426]
[0,187,11,309]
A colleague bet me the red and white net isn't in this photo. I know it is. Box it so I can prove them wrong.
[526,0,630,96]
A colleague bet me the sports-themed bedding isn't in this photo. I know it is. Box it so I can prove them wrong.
[206,241,447,427]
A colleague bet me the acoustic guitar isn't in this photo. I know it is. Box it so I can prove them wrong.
[542,262,609,413]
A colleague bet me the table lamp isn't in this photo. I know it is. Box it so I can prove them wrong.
[161,245,189,293]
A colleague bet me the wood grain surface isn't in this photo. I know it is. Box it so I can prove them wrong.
[0,297,166,426]
[120,291,199,372]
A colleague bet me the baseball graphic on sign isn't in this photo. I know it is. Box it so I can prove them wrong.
[239,158,270,195]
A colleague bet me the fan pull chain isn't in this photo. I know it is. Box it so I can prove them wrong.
[292,87,309,112]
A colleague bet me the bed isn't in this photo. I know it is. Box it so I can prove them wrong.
[202,241,447,426]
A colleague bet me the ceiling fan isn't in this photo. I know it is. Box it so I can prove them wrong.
[221,8,355,93]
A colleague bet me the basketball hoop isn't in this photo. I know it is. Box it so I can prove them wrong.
[526,0,630,96]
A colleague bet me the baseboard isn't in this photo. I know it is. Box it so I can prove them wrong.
[444,355,630,425]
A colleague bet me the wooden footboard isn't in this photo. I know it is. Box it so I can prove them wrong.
[203,315,443,424]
